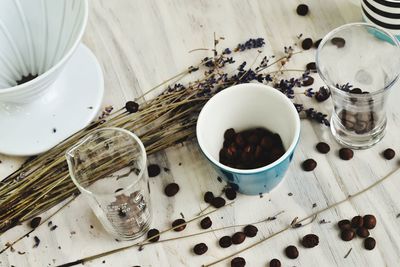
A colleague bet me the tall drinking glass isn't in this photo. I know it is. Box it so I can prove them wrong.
[316,23,400,149]
[66,127,151,240]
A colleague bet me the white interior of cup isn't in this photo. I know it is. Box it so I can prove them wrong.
[196,83,300,174]
[0,0,88,90]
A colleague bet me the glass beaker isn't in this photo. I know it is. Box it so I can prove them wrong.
[65,127,151,240]
[316,23,400,149]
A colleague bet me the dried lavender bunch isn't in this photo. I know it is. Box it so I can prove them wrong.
[0,36,329,234]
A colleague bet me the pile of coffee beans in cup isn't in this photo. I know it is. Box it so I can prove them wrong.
[219,127,286,169]
[337,214,377,250]
[339,109,376,135]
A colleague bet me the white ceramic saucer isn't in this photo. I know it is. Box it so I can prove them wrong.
[0,44,104,156]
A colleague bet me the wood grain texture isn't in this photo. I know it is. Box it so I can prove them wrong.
[1,0,400,266]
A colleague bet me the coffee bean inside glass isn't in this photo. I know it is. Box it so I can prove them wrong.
[317,23,400,149]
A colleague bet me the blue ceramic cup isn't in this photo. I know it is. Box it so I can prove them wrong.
[196,84,300,195]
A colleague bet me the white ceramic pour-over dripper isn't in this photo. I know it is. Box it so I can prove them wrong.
[0,0,88,103]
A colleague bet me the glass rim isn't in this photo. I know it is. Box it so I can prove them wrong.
[66,127,147,197]
[316,22,400,98]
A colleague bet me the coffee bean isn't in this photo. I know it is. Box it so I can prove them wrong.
[302,159,317,171]
[285,245,299,259]
[193,243,208,255]
[331,37,345,48]
[315,86,330,102]
[363,214,377,229]
[164,183,179,197]
[301,234,319,248]
[383,148,395,160]
[211,197,226,208]
[200,217,212,229]
[306,62,317,71]
[147,164,161,177]
[364,237,376,250]
[302,38,313,50]
[349,88,362,94]
[147,228,160,242]
[235,134,245,147]
[125,101,139,113]
[356,227,370,238]
[316,142,330,154]
[314,38,322,48]
[341,229,355,241]
[243,225,258,237]
[204,191,215,203]
[339,148,354,160]
[269,258,281,267]
[30,217,41,229]
[172,219,186,232]
[351,216,363,228]
[219,236,232,248]
[232,232,246,244]
[296,4,309,16]
[231,257,246,267]
[302,76,314,86]
[224,128,236,142]
[338,219,351,230]
[225,187,237,200]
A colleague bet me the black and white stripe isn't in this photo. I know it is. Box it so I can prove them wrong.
[362,0,400,35]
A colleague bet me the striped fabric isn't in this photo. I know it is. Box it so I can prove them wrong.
[362,0,400,36]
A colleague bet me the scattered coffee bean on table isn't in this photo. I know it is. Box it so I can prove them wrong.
[219,236,233,248]
[232,232,246,244]
[301,234,319,248]
[231,257,246,267]
[285,245,299,259]
[269,258,281,267]
[306,62,317,71]
[331,37,346,48]
[356,227,370,238]
[225,187,237,200]
[363,214,376,229]
[164,183,179,197]
[351,215,363,228]
[147,228,160,242]
[338,219,351,230]
[296,4,309,16]
[200,217,212,229]
[243,225,258,237]
[349,88,362,94]
[314,38,322,48]
[315,87,330,102]
[211,197,226,208]
[341,229,355,241]
[172,219,186,232]
[383,148,395,160]
[339,148,354,160]
[204,191,214,203]
[316,142,330,154]
[302,76,314,86]
[220,127,285,170]
[302,158,317,171]
[302,38,313,50]
[125,101,139,113]
[30,217,41,229]
[147,164,161,177]
[193,243,208,255]
[364,237,376,250]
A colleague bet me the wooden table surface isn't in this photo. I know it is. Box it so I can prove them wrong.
[2,0,400,266]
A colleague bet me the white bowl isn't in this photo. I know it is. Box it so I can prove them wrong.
[0,0,88,103]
